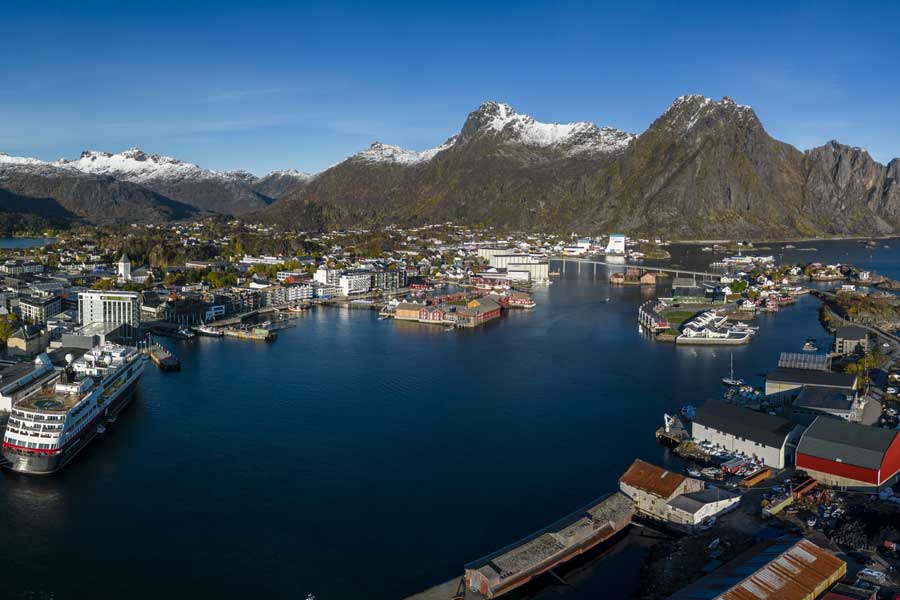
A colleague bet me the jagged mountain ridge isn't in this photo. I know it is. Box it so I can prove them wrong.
[0,148,314,219]
[2,97,898,236]
[259,96,900,237]
[0,153,200,224]
[54,148,271,214]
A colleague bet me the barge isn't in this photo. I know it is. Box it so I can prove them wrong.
[463,492,634,598]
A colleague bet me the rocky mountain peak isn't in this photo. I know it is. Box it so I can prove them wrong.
[657,94,761,134]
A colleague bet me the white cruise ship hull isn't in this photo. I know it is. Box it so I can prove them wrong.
[2,360,145,475]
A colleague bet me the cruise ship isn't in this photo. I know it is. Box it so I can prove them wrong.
[2,343,147,475]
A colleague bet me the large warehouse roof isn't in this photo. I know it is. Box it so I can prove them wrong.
[766,367,856,389]
[693,401,793,448]
[667,537,846,600]
[798,417,898,471]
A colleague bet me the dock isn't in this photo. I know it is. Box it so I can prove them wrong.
[462,492,634,598]
[145,342,180,371]
[222,326,276,341]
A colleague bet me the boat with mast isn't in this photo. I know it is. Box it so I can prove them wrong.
[721,353,744,387]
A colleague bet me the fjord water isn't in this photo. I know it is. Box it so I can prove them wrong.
[0,239,898,599]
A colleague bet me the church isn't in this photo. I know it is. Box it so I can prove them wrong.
[117,254,152,285]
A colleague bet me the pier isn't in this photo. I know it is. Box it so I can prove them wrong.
[552,257,723,281]
[145,342,180,371]
[221,326,276,341]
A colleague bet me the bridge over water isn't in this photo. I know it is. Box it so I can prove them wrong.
[551,256,723,281]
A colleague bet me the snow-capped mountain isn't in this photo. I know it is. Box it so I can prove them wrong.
[51,148,270,214]
[458,101,635,155]
[350,138,459,165]
[345,102,634,166]
[260,95,900,238]
[251,169,315,199]
[0,151,199,225]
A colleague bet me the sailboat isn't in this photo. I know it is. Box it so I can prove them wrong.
[722,353,744,387]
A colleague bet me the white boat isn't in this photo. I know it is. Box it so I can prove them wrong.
[194,324,224,337]
[722,354,744,386]
[802,338,818,352]
[177,327,196,339]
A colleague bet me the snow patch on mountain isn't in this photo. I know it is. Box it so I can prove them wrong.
[353,101,634,165]
[54,148,248,184]
[0,153,47,167]
[466,101,634,155]
[265,168,314,179]
[353,137,458,165]
[664,95,756,131]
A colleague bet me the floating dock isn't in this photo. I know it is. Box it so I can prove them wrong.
[463,492,634,598]
[222,326,276,341]
[146,342,180,371]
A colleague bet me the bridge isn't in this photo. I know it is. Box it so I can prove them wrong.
[551,256,723,281]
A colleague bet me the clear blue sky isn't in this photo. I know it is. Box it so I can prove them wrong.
[2,1,898,174]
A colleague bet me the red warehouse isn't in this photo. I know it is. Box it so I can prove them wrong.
[796,416,900,491]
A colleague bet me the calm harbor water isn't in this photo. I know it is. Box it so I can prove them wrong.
[0,238,898,599]
[0,237,57,249]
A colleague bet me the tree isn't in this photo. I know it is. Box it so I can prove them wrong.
[0,315,18,346]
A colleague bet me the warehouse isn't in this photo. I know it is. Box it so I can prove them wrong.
[796,417,900,491]
[667,537,846,600]
[692,400,802,468]
[789,386,860,426]
[764,366,857,398]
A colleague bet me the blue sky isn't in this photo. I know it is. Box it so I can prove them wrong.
[2,1,898,174]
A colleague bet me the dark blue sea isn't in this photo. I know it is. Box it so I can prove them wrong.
[1,238,898,599]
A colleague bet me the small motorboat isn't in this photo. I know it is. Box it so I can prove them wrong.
[686,468,702,478]
[802,337,818,352]
[97,424,107,434]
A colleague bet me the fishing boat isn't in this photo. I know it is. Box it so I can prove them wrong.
[722,354,744,387]
[194,323,224,337]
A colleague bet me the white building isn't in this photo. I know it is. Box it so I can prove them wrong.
[605,234,626,255]
[339,271,372,297]
[313,267,342,286]
[618,459,738,531]
[77,291,141,339]
[240,255,285,266]
[117,253,131,283]
[691,400,801,469]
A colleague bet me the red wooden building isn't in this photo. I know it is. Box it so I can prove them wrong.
[796,417,900,491]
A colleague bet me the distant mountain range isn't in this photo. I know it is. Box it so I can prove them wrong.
[0,149,311,225]
[2,96,898,238]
